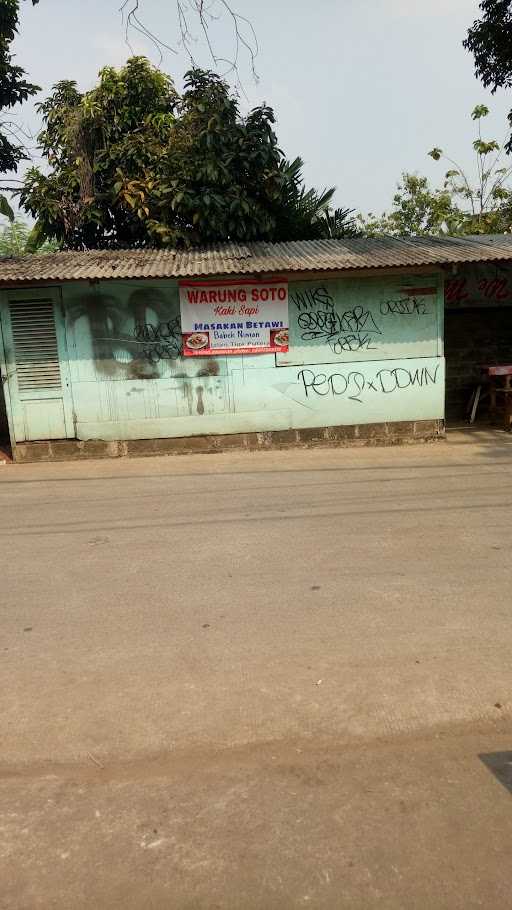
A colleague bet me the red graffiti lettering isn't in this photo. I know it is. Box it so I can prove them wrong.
[477,277,510,301]
[445,277,469,305]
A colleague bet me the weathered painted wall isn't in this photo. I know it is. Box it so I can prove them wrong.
[62,273,444,441]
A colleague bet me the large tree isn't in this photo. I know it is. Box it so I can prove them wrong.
[0,0,40,219]
[20,57,356,248]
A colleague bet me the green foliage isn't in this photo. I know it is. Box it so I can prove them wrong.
[464,1,512,91]
[0,0,40,172]
[433,105,512,232]
[464,2,512,152]
[359,174,459,237]
[20,57,354,248]
[321,206,360,240]
[271,157,359,242]
[360,107,512,237]
[0,216,58,256]
[473,138,500,154]
[0,0,41,221]
[0,193,13,219]
[472,103,490,119]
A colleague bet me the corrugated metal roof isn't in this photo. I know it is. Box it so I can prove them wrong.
[1,235,512,283]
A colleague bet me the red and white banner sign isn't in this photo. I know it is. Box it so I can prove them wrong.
[179,279,289,356]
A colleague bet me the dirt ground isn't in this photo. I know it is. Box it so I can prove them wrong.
[1,429,512,908]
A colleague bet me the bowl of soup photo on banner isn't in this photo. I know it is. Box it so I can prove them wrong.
[183,331,210,353]
[271,328,289,351]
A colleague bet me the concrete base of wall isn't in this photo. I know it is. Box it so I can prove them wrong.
[12,420,444,463]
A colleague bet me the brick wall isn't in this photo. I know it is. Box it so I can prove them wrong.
[444,263,512,421]
[445,307,512,419]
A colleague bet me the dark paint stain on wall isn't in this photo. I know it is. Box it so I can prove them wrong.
[197,359,220,377]
[182,381,194,415]
[68,286,183,379]
[196,386,205,415]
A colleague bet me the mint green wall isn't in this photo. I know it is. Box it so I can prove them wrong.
[281,276,441,366]
[59,273,444,440]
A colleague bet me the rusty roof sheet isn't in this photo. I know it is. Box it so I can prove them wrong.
[1,235,512,283]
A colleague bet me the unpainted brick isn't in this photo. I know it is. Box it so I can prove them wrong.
[268,430,298,447]
[13,418,440,463]
[356,423,388,440]
[385,421,415,438]
[297,427,329,445]
[324,424,358,441]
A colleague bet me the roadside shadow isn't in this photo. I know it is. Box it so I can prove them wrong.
[479,752,512,795]
[446,425,512,461]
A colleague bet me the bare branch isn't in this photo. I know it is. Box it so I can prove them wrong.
[119,0,258,83]
[440,152,476,216]
[119,0,178,65]
[0,118,38,160]
[482,165,512,210]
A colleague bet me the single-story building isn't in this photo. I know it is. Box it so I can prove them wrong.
[1,234,512,461]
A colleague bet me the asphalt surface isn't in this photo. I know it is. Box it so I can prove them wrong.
[2,429,512,908]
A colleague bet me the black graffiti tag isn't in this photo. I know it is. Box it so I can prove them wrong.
[298,364,440,403]
[134,317,182,363]
[297,305,382,355]
[380,297,429,316]
[291,286,334,312]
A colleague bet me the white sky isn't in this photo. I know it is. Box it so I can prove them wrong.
[13,0,512,216]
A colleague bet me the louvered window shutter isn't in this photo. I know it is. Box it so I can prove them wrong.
[8,299,63,392]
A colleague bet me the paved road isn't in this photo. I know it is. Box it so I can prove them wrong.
[2,432,512,907]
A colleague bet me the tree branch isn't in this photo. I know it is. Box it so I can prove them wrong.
[119,0,258,82]
[119,0,178,65]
